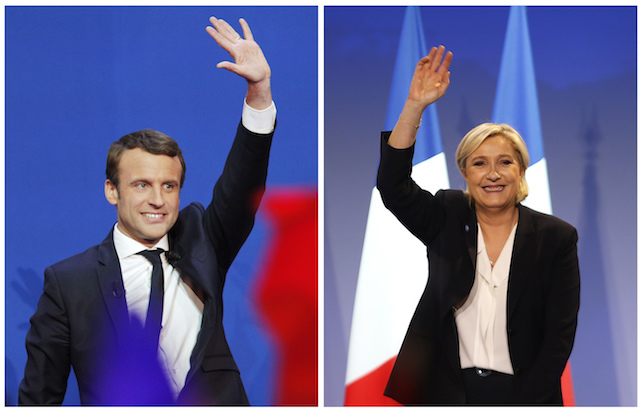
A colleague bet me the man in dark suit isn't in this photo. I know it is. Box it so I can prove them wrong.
[19,16,275,406]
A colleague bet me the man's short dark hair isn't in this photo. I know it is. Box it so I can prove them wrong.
[106,129,186,190]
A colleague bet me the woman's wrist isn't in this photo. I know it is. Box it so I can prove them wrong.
[401,99,426,123]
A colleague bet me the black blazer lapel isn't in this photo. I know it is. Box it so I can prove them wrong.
[507,205,537,320]
[463,206,478,268]
[169,240,211,301]
[443,204,477,318]
[443,205,478,379]
[95,230,129,346]
[167,239,216,384]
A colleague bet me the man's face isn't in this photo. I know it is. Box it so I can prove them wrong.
[105,148,182,247]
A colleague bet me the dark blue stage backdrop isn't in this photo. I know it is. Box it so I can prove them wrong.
[5,6,317,406]
[325,6,636,406]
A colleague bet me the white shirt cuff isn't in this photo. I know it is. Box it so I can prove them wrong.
[241,99,276,134]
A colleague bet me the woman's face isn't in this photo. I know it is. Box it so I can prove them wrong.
[461,135,524,213]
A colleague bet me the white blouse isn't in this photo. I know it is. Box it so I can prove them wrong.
[454,223,517,374]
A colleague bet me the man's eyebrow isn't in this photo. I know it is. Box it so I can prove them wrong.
[129,178,152,185]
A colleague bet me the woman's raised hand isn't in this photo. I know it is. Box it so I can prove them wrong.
[407,46,452,109]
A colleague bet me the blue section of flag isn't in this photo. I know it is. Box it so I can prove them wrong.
[384,6,443,163]
[492,6,544,165]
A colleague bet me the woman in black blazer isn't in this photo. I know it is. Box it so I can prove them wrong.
[377,46,579,405]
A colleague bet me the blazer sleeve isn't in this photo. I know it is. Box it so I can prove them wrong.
[376,131,446,245]
[203,121,274,276]
[515,226,580,403]
[18,265,71,405]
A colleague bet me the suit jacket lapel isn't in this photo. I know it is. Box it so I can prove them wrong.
[167,237,215,383]
[443,205,478,379]
[464,205,478,268]
[445,204,477,317]
[507,205,536,320]
[169,240,210,299]
[95,229,130,345]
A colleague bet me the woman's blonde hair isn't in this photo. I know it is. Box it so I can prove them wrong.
[455,123,530,204]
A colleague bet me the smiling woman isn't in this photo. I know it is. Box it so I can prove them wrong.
[455,124,525,278]
[456,123,529,211]
[376,47,580,405]
[325,5,636,406]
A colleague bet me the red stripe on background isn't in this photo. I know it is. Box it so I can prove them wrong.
[561,361,575,406]
[254,189,318,406]
[344,357,401,406]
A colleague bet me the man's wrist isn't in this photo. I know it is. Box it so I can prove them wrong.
[245,78,272,111]
[242,99,276,134]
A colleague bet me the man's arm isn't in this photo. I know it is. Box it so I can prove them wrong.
[19,266,71,405]
[203,17,275,274]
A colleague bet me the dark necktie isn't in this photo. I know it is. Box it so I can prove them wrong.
[137,249,165,347]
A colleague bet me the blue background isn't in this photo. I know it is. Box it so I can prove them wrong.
[324,6,636,406]
[5,6,317,406]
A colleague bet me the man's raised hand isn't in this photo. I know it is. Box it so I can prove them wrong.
[206,16,272,110]
[206,17,271,85]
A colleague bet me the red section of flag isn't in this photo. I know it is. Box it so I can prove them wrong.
[561,361,575,406]
[254,189,318,406]
[344,357,401,406]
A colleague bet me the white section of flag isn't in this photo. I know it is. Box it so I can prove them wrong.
[521,159,552,215]
[345,152,449,384]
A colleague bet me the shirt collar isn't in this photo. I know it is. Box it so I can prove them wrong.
[113,222,170,260]
[476,222,518,283]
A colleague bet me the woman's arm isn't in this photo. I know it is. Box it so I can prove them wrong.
[387,46,452,149]
[376,46,453,244]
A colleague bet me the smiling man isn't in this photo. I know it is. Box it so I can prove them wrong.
[105,137,185,248]
[19,16,276,406]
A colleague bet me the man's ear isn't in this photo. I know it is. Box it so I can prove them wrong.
[105,180,119,206]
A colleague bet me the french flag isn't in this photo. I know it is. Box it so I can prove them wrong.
[344,7,450,405]
[491,6,575,405]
